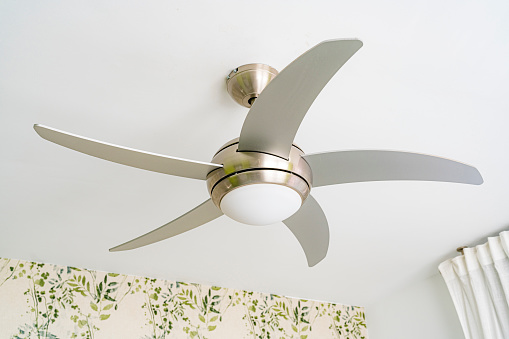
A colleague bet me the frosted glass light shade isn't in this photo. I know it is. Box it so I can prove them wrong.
[220,184,303,226]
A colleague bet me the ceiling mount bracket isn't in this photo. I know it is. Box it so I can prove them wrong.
[226,63,278,108]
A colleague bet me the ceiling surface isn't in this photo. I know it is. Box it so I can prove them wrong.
[2,0,509,308]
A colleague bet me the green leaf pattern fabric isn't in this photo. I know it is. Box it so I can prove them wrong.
[0,258,367,338]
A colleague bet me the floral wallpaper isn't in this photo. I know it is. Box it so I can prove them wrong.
[0,258,368,339]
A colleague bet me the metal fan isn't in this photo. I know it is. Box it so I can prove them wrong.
[34,39,483,266]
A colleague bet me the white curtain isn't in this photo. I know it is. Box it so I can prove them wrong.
[439,231,509,339]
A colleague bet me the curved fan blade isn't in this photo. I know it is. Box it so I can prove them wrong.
[283,195,329,267]
[238,39,363,159]
[110,199,223,251]
[34,124,222,180]
[303,150,483,187]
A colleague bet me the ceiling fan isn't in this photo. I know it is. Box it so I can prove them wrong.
[34,39,483,267]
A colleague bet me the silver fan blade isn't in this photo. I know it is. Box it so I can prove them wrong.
[110,199,223,251]
[283,195,329,267]
[238,39,363,159]
[303,150,483,187]
[34,124,222,180]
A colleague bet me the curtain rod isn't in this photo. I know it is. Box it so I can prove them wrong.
[455,229,509,256]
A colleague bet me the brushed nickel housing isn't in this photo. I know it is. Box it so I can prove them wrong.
[206,138,312,209]
[226,64,278,108]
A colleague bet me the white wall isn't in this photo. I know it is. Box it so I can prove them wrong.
[366,274,464,339]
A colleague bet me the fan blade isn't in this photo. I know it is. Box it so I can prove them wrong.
[303,150,483,187]
[110,199,223,251]
[283,195,329,267]
[34,124,222,180]
[238,39,363,159]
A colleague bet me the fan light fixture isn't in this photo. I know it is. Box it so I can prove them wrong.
[220,184,303,225]
[206,138,313,226]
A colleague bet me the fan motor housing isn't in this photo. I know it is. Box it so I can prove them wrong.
[206,138,313,209]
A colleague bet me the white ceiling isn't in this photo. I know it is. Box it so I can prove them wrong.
[2,0,509,308]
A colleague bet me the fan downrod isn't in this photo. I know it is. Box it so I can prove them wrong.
[226,64,278,108]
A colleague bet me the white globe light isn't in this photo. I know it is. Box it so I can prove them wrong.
[220,184,303,226]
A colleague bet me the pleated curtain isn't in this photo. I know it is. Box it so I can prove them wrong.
[439,231,509,339]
